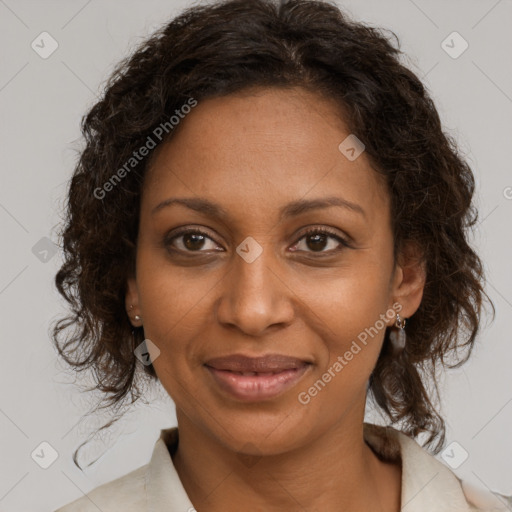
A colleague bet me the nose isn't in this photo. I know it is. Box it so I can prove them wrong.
[215,244,295,337]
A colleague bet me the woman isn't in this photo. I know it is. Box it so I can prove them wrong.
[52,0,508,510]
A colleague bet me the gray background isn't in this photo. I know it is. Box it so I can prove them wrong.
[0,0,511,510]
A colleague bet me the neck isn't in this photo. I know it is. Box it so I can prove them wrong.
[171,406,401,511]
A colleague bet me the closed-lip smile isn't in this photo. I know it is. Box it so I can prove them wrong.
[204,353,312,401]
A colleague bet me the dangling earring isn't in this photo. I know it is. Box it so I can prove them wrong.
[389,313,406,353]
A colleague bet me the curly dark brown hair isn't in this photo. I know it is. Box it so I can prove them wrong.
[51,0,493,467]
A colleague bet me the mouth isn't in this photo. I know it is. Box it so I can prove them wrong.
[204,354,312,402]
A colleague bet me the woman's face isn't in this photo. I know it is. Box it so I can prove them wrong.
[127,86,424,454]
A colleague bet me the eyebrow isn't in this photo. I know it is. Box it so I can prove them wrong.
[151,196,366,220]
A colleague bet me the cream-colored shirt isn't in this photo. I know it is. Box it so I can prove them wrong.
[55,422,509,511]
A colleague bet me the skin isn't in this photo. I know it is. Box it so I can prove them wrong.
[125,86,425,511]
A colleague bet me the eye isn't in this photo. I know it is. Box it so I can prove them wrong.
[165,228,222,253]
[164,226,351,255]
[290,227,350,254]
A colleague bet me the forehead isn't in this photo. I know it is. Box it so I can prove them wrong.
[142,87,389,226]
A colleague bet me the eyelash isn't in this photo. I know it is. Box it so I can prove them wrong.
[164,226,351,255]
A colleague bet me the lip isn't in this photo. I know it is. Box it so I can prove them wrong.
[204,354,312,402]
[205,354,311,372]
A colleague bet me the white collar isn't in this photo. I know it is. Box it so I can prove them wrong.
[144,423,504,511]
[363,423,473,511]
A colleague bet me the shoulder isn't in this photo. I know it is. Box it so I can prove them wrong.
[54,464,148,512]
[54,427,194,512]
[398,430,510,512]
[363,423,511,512]
[460,479,512,512]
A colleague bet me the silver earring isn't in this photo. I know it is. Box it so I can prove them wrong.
[389,313,406,353]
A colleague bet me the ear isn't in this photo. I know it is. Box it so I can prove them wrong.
[390,241,426,320]
[125,275,142,328]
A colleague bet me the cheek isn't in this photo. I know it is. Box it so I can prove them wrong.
[134,250,216,383]
[300,261,392,377]
[136,240,215,331]
[294,280,391,419]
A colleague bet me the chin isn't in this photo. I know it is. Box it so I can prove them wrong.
[203,405,316,456]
